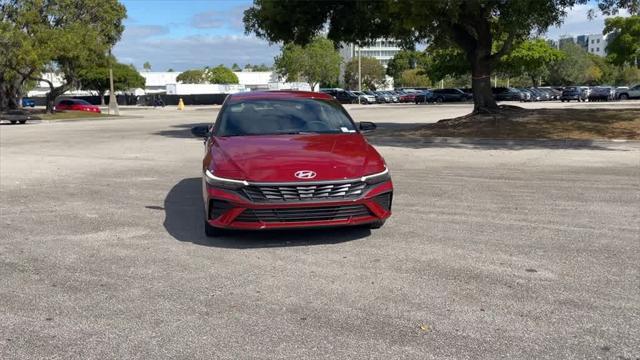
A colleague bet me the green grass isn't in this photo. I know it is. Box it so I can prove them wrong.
[38,111,112,121]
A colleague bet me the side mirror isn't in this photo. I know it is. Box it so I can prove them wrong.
[191,125,210,138]
[359,121,377,132]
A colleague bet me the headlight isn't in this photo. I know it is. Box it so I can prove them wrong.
[204,169,248,189]
[361,167,390,184]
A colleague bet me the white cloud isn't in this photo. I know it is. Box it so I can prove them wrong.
[113,34,280,71]
[545,4,631,39]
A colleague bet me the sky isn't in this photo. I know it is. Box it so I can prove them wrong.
[112,1,631,72]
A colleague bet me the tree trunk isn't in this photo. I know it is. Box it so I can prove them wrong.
[470,55,498,112]
[99,91,106,106]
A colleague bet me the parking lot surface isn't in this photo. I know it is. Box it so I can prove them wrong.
[1,104,639,359]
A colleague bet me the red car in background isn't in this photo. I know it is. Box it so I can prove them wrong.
[191,90,393,237]
[399,92,420,103]
[55,99,101,113]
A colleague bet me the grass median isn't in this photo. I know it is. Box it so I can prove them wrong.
[38,111,113,121]
[375,107,640,141]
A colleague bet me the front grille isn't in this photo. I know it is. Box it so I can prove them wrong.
[243,181,367,202]
[235,204,372,223]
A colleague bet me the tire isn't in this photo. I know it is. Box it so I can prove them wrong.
[619,94,629,100]
[10,120,17,124]
[204,219,224,237]
[368,220,385,229]
[18,120,26,124]
[436,97,443,104]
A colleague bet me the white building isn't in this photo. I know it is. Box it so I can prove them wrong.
[585,34,607,57]
[340,39,402,68]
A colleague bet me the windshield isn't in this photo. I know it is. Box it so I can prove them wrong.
[73,100,92,105]
[215,98,357,137]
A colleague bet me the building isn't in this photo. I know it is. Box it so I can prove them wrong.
[340,39,402,68]
[585,34,607,57]
[556,33,608,57]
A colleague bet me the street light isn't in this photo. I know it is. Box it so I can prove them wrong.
[108,50,119,116]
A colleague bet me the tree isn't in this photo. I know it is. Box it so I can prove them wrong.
[0,0,126,112]
[547,42,593,85]
[398,69,431,87]
[231,63,242,71]
[500,39,564,86]
[78,59,145,105]
[205,65,239,84]
[176,69,206,84]
[244,0,637,113]
[143,62,152,72]
[167,68,174,72]
[604,16,640,67]
[344,57,386,90]
[386,50,426,83]
[274,37,341,90]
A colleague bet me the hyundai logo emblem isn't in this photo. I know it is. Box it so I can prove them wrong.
[295,170,317,179]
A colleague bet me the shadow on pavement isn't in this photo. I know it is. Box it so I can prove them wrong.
[163,178,371,249]
[366,122,632,151]
[153,123,210,139]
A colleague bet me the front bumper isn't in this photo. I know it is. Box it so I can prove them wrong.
[203,179,393,230]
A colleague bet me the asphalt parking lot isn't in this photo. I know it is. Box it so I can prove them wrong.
[1,103,639,359]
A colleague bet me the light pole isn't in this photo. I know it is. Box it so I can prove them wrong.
[357,44,362,104]
[108,50,119,116]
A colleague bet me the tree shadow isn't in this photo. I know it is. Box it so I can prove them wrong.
[162,178,371,249]
[365,123,634,151]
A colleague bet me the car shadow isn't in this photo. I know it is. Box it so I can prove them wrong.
[162,178,371,249]
[153,123,211,139]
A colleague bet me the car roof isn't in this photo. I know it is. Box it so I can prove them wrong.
[229,90,333,101]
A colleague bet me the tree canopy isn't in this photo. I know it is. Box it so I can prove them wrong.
[274,37,341,90]
[344,57,386,90]
[500,39,565,86]
[78,59,145,104]
[245,0,638,112]
[176,69,206,84]
[604,15,640,66]
[0,0,127,111]
[205,65,239,84]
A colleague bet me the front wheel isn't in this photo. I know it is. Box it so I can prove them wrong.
[10,120,17,124]
[619,94,629,100]
[18,120,26,124]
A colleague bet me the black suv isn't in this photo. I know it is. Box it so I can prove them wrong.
[320,89,358,104]
[432,88,470,102]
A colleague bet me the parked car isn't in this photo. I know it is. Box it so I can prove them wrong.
[21,98,35,107]
[432,88,469,102]
[492,87,522,101]
[190,90,393,236]
[363,91,383,103]
[320,89,358,104]
[529,88,551,101]
[414,90,439,104]
[399,92,420,103]
[588,87,615,101]
[616,84,640,100]
[515,88,533,102]
[54,99,101,113]
[560,87,587,102]
[374,91,393,103]
[350,91,376,104]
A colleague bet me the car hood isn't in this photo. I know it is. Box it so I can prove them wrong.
[209,133,385,182]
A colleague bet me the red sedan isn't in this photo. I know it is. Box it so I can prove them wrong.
[191,90,393,237]
[55,99,101,113]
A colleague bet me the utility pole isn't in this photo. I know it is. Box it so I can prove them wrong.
[108,50,119,116]
[357,44,362,104]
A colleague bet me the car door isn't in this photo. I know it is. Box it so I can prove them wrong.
[630,85,640,98]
